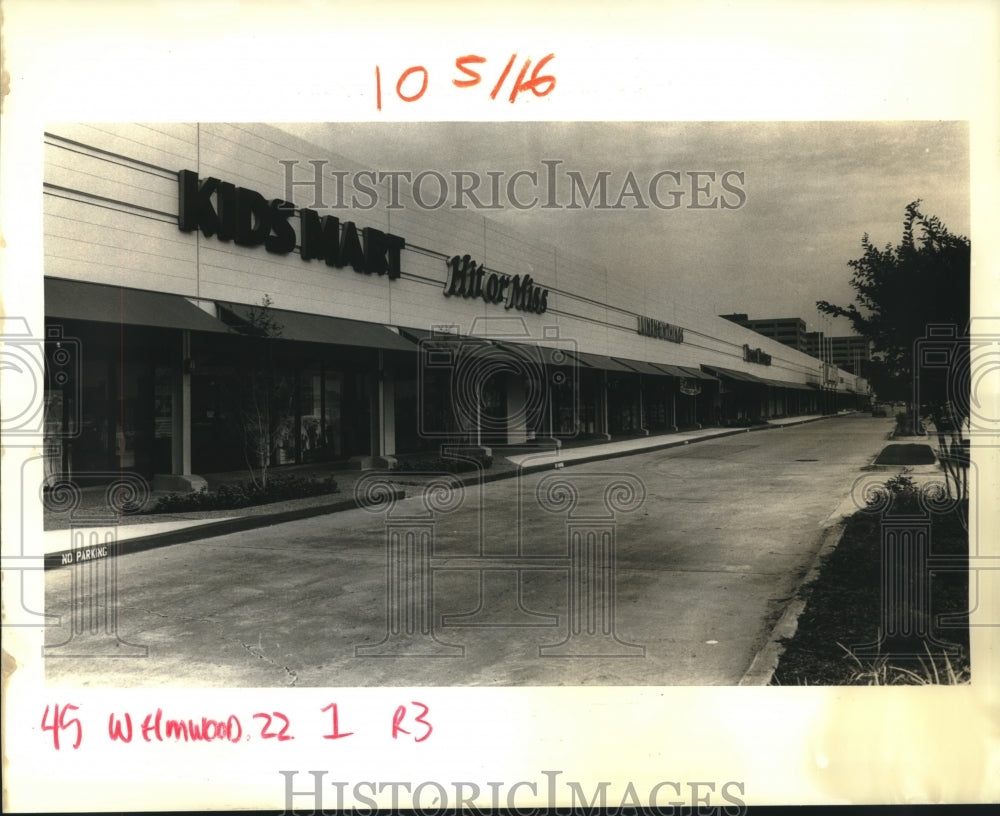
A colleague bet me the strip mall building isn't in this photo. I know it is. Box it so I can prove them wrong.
[42,123,868,487]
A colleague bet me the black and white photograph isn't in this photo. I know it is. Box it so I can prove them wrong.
[2,2,997,813]
[37,120,972,690]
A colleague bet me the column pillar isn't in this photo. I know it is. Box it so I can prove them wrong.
[177,330,192,474]
[506,372,528,444]
[353,352,396,470]
[380,359,396,460]
[636,376,650,435]
[595,371,611,440]
[156,330,205,492]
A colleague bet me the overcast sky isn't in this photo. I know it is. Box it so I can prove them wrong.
[278,121,969,337]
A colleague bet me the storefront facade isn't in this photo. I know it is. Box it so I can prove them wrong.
[42,123,867,485]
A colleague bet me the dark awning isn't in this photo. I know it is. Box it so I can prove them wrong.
[703,365,768,384]
[705,366,809,389]
[679,365,717,381]
[572,351,639,373]
[397,327,496,360]
[761,377,815,391]
[398,327,454,342]
[613,357,671,376]
[492,341,578,368]
[45,277,229,333]
[220,303,417,352]
[648,362,690,378]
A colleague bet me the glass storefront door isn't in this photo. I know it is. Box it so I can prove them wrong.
[608,374,641,434]
[642,377,671,431]
[47,321,176,480]
[297,368,344,462]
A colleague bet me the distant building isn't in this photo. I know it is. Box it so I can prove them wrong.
[720,314,809,352]
[805,333,871,373]
[722,313,871,373]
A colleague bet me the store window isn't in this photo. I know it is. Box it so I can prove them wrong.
[298,368,343,462]
[609,374,641,434]
[642,378,671,431]
[44,321,177,479]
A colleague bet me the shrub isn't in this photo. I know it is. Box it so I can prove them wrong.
[393,452,493,474]
[772,487,969,685]
[723,416,766,428]
[893,410,924,437]
[149,474,338,513]
[840,642,970,686]
[867,473,921,514]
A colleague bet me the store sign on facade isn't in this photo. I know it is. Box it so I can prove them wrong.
[678,378,701,396]
[637,315,684,343]
[743,344,772,366]
[177,170,405,279]
[443,254,549,314]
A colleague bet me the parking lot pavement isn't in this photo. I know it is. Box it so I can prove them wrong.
[43,414,895,687]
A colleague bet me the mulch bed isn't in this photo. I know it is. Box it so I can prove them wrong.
[874,443,936,465]
[771,501,970,685]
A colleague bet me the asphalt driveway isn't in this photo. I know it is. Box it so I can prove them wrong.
[44,415,893,687]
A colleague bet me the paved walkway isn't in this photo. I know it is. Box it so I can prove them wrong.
[42,413,846,559]
[505,414,832,468]
[43,413,893,688]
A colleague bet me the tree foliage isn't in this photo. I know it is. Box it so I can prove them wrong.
[817,200,970,407]
[233,295,294,489]
[817,201,971,511]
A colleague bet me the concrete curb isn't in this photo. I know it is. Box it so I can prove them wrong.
[504,413,848,473]
[506,426,759,474]
[737,520,848,686]
[46,413,850,570]
[44,488,405,570]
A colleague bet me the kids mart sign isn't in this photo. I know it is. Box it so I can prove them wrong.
[177,170,406,279]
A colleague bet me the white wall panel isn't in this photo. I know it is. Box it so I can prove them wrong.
[46,123,197,172]
[45,144,178,215]
[39,123,858,389]
[197,244,393,323]
[388,205,484,260]
[43,195,197,294]
[483,222,557,281]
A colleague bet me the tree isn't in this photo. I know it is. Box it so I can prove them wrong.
[817,201,971,510]
[233,295,294,489]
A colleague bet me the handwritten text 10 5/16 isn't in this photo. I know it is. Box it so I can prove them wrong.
[376,53,556,109]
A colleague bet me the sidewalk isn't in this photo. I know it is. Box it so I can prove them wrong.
[42,413,843,564]
[506,413,831,469]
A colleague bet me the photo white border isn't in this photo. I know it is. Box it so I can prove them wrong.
[2,1,998,810]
